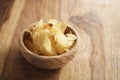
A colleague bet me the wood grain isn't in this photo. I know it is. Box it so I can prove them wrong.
[0,0,14,28]
[0,0,120,80]
[0,0,25,75]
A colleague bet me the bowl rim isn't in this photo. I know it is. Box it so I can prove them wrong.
[20,21,80,59]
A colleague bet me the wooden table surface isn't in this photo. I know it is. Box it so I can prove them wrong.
[0,0,120,80]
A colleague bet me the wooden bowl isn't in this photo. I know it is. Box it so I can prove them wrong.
[19,22,80,69]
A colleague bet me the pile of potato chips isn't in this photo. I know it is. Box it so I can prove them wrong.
[30,19,77,56]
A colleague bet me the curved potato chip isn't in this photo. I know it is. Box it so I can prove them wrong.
[31,19,44,37]
[61,22,67,33]
[66,33,77,41]
[33,30,56,56]
[54,33,74,54]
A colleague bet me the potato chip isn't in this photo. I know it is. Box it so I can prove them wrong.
[66,33,77,41]
[33,30,56,56]
[31,19,77,56]
[61,22,67,33]
[31,19,43,37]
[54,33,74,54]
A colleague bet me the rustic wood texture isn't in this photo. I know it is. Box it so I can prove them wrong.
[0,0,120,80]
[0,0,25,75]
